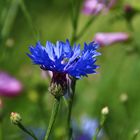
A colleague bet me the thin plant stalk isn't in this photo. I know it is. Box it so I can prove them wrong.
[92,115,106,140]
[0,121,3,140]
[92,125,102,140]
[19,0,39,40]
[1,0,20,39]
[70,0,81,44]
[17,122,38,140]
[77,16,96,41]
[66,0,80,139]
[67,79,76,140]
[44,98,60,140]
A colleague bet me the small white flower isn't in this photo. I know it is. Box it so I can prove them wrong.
[101,106,109,115]
[120,93,128,103]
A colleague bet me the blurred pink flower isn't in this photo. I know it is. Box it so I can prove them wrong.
[0,72,22,97]
[94,32,129,46]
[82,0,116,15]
[82,0,104,15]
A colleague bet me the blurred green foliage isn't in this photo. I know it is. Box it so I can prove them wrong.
[0,0,140,140]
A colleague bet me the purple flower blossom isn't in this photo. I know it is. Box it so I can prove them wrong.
[94,32,129,47]
[27,40,100,97]
[82,0,116,15]
[82,0,104,15]
[0,71,22,97]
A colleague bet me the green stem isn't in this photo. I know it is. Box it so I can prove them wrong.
[1,0,20,39]
[44,98,60,140]
[67,79,76,140]
[67,0,80,139]
[63,96,69,108]
[77,16,96,41]
[92,115,106,140]
[67,100,72,140]
[70,0,81,44]
[93,126,101,140]
[19,0,38,40]
[17,122,38,140]
[0,121,3,140]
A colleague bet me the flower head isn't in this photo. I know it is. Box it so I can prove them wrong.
[101,106,109,115]
[10,112,22,125]
[82,0,104,15]
[27,40,100,79]
[94,32,129,47]
[0,72,22,97]
[27,40,100,97]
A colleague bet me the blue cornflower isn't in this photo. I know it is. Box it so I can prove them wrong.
[27,39,100,79]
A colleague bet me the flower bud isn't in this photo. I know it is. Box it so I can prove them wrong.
[10,112,22,125]
[120,93,128,103]
[49,83,63,98]
[5,38,15,47]
[101,106,109,115]
[124,4,133,13]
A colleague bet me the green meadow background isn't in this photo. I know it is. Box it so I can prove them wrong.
[0,0,140,140]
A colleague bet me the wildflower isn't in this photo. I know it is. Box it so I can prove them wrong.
[27,40,100,78]
[82,0,116,15]
[27,40,100,96]
[94,32,129,47]
[101,106,109,115]
[82,0,104,15]
[0,71,22,97]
